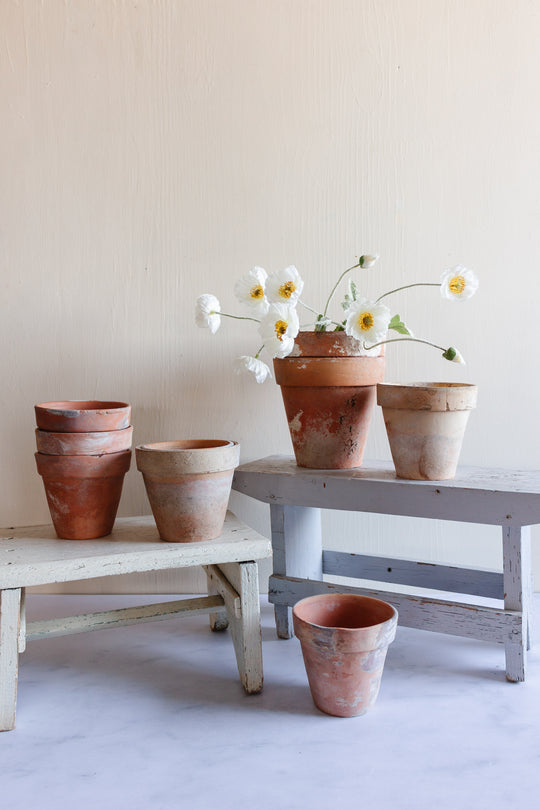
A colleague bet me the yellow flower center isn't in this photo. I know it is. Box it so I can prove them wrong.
[358,312,374,331]
[278,281,296,299]
[250,284,264,300]
[449,275,466,294]
[274,319,288,340]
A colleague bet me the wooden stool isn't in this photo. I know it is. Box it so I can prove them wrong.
[0,512,272,731]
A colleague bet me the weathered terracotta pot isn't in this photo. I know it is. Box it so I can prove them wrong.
[35,450,132,540]
[135,440,240,542]
[35,426,133,455]
[293,593,397,717]
[273,332,385,469]
[377,382,478,480]
[35,401,131,433]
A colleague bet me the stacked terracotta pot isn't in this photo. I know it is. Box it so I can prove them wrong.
[34,400,132,540]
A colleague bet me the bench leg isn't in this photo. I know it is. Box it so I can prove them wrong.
[503,526,531,682]
[270,504,323,639]
[1,588,22,731]
[205,569,229,632]
[214,562,263,694]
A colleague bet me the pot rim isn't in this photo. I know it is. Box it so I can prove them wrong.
[35,449,132,477]
[135,440,240,476]
[35,400,130,413]
[293,593,397,631]
[377,382,478,411]
[274,355,386,387]
[136,439,236,453]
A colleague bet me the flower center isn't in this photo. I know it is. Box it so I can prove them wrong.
[250,284,264,300]
[358,312,374,331]
[278,281,296,299]
[274,319,288,340]
[449,275,466,294]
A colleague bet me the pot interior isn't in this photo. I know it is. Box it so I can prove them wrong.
[138,440,234,452]
[294,594,395,629]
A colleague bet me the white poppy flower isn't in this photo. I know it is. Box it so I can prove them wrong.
[234,267,269,315]
[195,294,221,334]
[442,347,466,364]
[440,266,479,301]
[234,355,272,383]
[258,303,300,358]
[359,254,379,268]
[344,297,391,351]
[265,265,304,305]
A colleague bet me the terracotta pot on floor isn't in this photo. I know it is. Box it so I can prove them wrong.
[293,593,398,717]
[35,401,131,433]
[135,440,240,542]
[35,450,132,540]
[273,332,385,469]
[377,382,478,480]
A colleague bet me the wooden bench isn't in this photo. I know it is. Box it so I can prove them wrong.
[0,512,272,731]
[232,456,540,682]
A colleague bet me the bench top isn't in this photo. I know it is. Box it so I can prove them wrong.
[0,512,271,589]
[232,456,540,526]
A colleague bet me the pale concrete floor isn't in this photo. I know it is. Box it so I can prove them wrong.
[2,594,540,810]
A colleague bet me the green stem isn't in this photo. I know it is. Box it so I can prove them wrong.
[219,312,260,324]
[322,262,360,317]
[375,282,440,303]
[254,344,265,359]
[364,336,446,352]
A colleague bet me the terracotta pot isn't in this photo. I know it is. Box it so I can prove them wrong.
[35,426,133,455]
[35,401,131,433]
[35,450,132,540]
[377,382,478,480]
[293,593,397,717]
[273,332,385,469]
[135,440,240,542]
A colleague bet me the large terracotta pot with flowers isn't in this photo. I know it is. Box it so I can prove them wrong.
[195,257,479,469]
[274,332,385,469]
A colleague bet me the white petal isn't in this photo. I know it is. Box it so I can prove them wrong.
[234,355,272,383]
[265,266,304,304]
[344,298,391,345]
[195,294,222,332]
[234,267,269,314]
[440,266,479,301]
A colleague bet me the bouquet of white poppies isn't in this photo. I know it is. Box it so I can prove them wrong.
[195,256,478,383]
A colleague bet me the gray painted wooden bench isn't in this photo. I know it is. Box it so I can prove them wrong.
[0,511,272,731]
[233,455,539,682]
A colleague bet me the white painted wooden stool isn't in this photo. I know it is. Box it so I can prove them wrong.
[0,511,272,731]
[233,456,540,682]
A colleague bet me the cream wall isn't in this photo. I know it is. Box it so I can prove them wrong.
[2,0,539,593]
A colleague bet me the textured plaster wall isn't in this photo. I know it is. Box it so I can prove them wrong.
[1,0,539,592]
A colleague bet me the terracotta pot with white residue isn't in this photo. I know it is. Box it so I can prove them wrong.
[136,440,240,542]
[35,450,132,540]
[273,332,385,469]
[293,593,397,717]
[377,382,477,480]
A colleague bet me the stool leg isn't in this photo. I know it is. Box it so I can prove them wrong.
[1,588,22,731]
[215,562,263,694]
[205,569,229,632]
[503,526,531,682]
[270,504,323,639]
